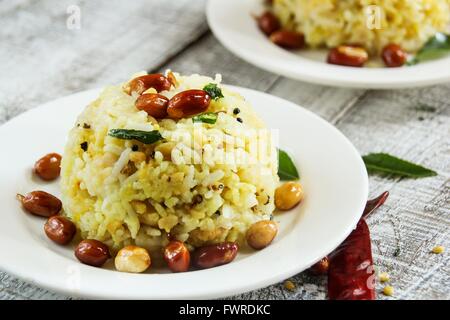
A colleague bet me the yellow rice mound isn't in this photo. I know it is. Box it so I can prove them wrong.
[61,72,278,252]
[272,0,450,54]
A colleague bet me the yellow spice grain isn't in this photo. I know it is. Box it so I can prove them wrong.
[284,280,296,292]
[379,272,390,283]
[383,286,394,296]
[432,246,445,254]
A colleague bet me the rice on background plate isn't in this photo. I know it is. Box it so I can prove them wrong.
[61,72,279,254]
[272,0,450,54]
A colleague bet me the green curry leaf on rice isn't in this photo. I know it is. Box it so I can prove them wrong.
[203,83,224,100]
[192,112,218,124]
[108,129,163,144]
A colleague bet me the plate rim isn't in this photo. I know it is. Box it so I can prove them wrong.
[0,86,368,299]
[206,0,450,89]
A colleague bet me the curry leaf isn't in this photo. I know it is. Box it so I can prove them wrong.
[409,33,450,65]
[108,129,163,144]
[362,153,437,178]
[278,149,299,180]
[203,83,224,100]
[192,112,218,124]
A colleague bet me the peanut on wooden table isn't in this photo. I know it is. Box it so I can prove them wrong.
[0,0,449,300]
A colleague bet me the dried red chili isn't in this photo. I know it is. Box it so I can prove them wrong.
[327,191,389,300]
[362,191,389,219]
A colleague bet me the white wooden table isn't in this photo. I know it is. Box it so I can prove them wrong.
[1,0,449,300]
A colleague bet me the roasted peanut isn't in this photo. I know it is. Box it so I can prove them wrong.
[257,11,280,36]
[75,239,110,267]
[270,30,304,49]
[309,257,329,275]
[327,46,368,67]
[163,241,191,272]
[167,90,211,119]
[275,182,304,210]
[246,220,278,250]
[382,44,407,68]
[135,93,169,118]
[44,216,76,245]
[126,74,171,95]
[114,245,151,273]
[17,191,62,217]
[192,242,238,269]
[34,153,62,181]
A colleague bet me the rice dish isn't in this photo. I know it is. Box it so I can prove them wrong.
[272,0,450,54]
[60,72,279,253]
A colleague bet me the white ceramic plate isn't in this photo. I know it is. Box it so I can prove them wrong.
[0,86,368,299]
[207,0,450,89]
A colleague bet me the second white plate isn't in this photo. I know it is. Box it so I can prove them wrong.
[207,0,450,89]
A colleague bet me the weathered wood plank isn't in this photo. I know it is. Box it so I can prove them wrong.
[234,86,450,300]
[0,0,208,124]
[336,86,450,300]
